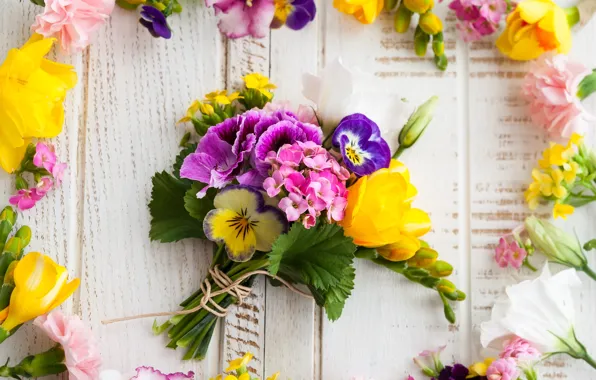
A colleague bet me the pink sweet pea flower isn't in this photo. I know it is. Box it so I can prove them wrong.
[486,358,519,380]
[500,336,541,360]
[35,311,102,380]
[33,143,57,172]
[32,0,115,54]
[9,189,44,211]
[206,0,275,39]
[523,55,595,138]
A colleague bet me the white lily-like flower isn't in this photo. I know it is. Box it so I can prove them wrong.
[481,265,596,369]
[302,58,416,155]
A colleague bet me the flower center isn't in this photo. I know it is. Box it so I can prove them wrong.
[345,146,362,165]
[246,0,253,6]
[227,208,259,240]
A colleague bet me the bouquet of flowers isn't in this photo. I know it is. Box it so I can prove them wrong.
[143,60,466,360]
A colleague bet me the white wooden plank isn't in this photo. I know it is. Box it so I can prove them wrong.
[79,4,224,375]
[320,3,464,379]
[0,1,84,365]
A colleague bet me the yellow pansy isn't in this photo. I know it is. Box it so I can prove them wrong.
[496,0,571,60]
[178,100,214,123]
[0,34,77,173]
[467,358,495,377]
[553,203,574,219]
[205,90,242,105]
[243,73,277,100]
[333,0,384,24]
[0,252,80,335]
[342,160,431,261]
[226,352,254,372]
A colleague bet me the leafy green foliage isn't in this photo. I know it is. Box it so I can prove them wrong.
[149,171,205,242]
[184,183,216,222]
[268,222,357,320]
[173,143,197,180]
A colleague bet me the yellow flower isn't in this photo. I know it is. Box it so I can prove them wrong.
[342,160,431,261]
[553,203,574,219]
[467,358,495,377]
[0,35,77,173]
[243,73,277,99]
[333,0,384,24]
[223,375,249,380]
[178,100,215,123]
[226,352,254,372]
[562,161,579,184]
[568,132,584,147]
[419,12,443,35]
[496,0,571,61]
[525,181,542,210]
[532,168,567,199]
[205,90,241,105]
[0,252,80,333]
[266,373,280,380]
[403,0,434,14]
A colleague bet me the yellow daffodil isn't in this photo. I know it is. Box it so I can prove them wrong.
[467,358,495,377]
[243,73,277,100]
[0,252,80,334]
[333,0,384,24]
[226,352,254,372]
[496,0,571,61]
[553,203,574,219]
[205,90,242,105]
[178,100,214,123]
[0,35,77,173]
[342,160,431,261]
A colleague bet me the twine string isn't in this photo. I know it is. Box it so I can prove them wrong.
[101,265,313,325]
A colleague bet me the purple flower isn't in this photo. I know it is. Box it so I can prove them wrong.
[206,0,276,39]
[437,364,469,380]
[331,113,391,176]
[139,6,172,39]
[272,0,317,31]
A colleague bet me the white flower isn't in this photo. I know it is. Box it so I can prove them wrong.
[481,265,583,354]
[302,58,416,154]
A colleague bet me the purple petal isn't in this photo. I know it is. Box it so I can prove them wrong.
[180,134,237,186]
[286,0,317,30]
[332,114,375,147]
[296,121,323,144]
[237,169,266,187]
[152,21,172,39]
[254,121,308,173]
[140,5,164,20]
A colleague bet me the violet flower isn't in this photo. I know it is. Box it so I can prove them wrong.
[437,364,469,380]
[139,6,172,39]
[271,0,317,30]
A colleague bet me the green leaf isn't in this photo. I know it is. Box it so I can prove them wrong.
[323,266,355,321]
[184,183,216,222]
[149,171,204,242]
[173,143,198,180]
[584,239,596,251]
[268,222,357,291]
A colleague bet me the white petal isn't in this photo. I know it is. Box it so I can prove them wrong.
[100,370,124,380]
[480,299,511,348]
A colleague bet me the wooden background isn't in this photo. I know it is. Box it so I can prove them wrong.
[1,1,596,379]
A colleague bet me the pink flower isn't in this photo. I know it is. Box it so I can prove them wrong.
[277,144,304,167]
[328,196,347,222]
[307,177,334,206]
[500,336,541,360]
[474,0,507,24]
[33,143,57,172]
[131,367,194,380]
[486,358,519,380]
[263,102,319,125]
[34,311,102,380]
[9,189,44,211]
[32,0,115,54]
[494,236,527,269]
[279,192,308,221]
[37,176,55,194]
[303,153,332,171]
[263,170,285,197]
[523,55,595,138]
[302,212,317,229]
[52,162,68,187]
[456,20,483,42]
[285,171,307,194]
[206,0,275,39]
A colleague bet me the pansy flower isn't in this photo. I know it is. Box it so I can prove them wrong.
[331,113,391,176]
[271,0,317,30]
[203,186,288,262]
[139,5,172,39]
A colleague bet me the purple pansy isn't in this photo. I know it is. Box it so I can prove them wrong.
[331,113,391,177]
[272,0,317,30]
[139,6,172,39]
[436,364,469,380]
[206,0,276,39]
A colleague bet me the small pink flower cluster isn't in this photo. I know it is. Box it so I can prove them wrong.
[263,141,349,229]
[486,337,540,380]
[500,336,541,361]
[494,235,527,269]
[9,143,67,211]
[486,358,518,380]
[449,0,507,42]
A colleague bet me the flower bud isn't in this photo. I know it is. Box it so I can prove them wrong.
[385,0,399,11]
[414,26,431,56]
[0,252,16,280]
[444,302,456,323]
[432,32,444,56]
[524,216,587,268]
[404,0,434,14]
[399,96,439,149]
[456,290,466,301]
[437,279,457,294]
[395,3,413,33]
[420,276,440,288]
[15,226,31,250]
[419,12,443,35]
[0,207,16,226]
[406,268,430,278]
[408,247,438,268]
[15,175,29,191]
[434,54,448,71]
[429,260,453,277]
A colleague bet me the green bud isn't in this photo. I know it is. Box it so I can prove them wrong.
[414,26,431,57]
[584,239,596,251]
[420,276,440,288]
[0,252,16,280]
[394,3,413,33]
[385,0,399,11]
[442,289,460,301]
[432,32,444,56]
[398,96,439,149]
[3,237,23,257]
[0,207,16,225]
[16,346,67,378]
[436,279,457,294]
[179,132,191,147]
[525,216,587,268]
[444,302,456,323]
[434,54,448,71]
[577,70,596,100]
[0,282,14,311]
[404,0,434,14]
[407,247,438,268]
[3,261,18,285]
[456,290,466,301]
[429,260,453,277]
[29,0,46,5]
[406,268,430,278]
[15,226,32,249]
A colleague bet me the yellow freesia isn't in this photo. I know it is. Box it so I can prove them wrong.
[496,0,571,60]
[342,160,431,261]
[0,252,80,332]
[334,0,384,24]
[0,35,77,173]
[243,73,277,100]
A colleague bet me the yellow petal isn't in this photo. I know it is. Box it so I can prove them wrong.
[518,0,552,23]
[400,208,432,237]
[0,307,7,323]
[204,209,257,262]
[377,235,421,261]
[0,139,28,174]
[553,203,574,219]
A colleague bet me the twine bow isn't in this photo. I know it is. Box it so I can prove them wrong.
[102,265,313,325]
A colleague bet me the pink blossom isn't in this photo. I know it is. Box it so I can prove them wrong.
[9,189,44,211]
[328,197,347,222]
[206,0,275,39]
[500,336,541,360]
[52,162,68,187]
[131,367,194,380]
[37,177,55,194]
[32,0,115,54]
[285,171,307,194]
[34,311,102,380]
[474,0,507,24]
[456,21,483,42]
[302,212,317,229]
[263,170,285,197]
[486,358,519,380]
[307,177,335,206]
[494,236,527,269]
[277,144,304,167]
[523,55,595,138]
[303,153,332,171]
[33,143,57,172]
[279,193,308,221]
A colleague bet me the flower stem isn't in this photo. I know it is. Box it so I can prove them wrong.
[578,71,596,100]
[565,6,581,26]
[581,264,596,281]
[582,352,596,370]
[523,258,538,272]
[392,145,406,159]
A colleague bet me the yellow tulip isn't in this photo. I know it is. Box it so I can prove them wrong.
[334,0,385,24]
[496,0,571,61]
[342,160,431,261]
[0,34,77,173]
[0,252,79,333]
